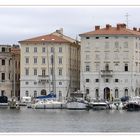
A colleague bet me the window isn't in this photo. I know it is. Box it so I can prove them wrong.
[95,79,99,82]
[105,79,109,83]
[2,59,5,65]
[51,55,54,64]
[86,79,90,83]
[85,65,90,72]
[42,47,45,53]
[95,63,100,71]
[124,64,128,71]
[124,89,128,96]
[105,64,109,71]
[25,47,29,53]
[34,47,37,53]
[59,91,62,101]
[59,47,62,53]
[115,89,119,98]
[42,57,46,64]
[58,68,62,76]
[1,73,5,81]
[58,57,62,64]
[25,91,29,97]
[25,57,29,64]
[25,68,29,76]
[123,52,129,60]
[124,42,128,48]
[34,69,37,75]
[34,91,37,97]
[9,73,10,80]
[34,81,37,85]
[9,59,10,66]
[86,37,90,39]
[25,81,29,85]
[34,57,37,64]
[1,47,5,52]
[115,79,119,83]
[86,89,90,94]
[105,37,109,39]
[96,37,99,39]
[59,82,62,85]
[86,54,90,60]
[51,47,54,53]
[1,90,5,96]
[42,69,46,76]
[95,89,99,99]
[105,52,109,60]
[95,53,100,60]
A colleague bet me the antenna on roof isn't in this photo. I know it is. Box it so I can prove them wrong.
[125,13,130,28]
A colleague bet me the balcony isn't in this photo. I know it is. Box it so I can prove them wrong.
[38,75,49,84]
[101,70,113,77]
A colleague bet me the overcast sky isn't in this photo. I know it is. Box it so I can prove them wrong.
[0,6,140,44]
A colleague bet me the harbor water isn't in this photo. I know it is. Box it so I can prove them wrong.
[0,107,140,133]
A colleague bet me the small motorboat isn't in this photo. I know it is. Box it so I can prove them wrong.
[87,99,109,110]
[0,96,9,107]
[125,96,140,111]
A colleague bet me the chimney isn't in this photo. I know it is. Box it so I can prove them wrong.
[56,28,63,34]
[106,24,111,30]
[133,27,137,31]
[95,25,100,30]
[117,23,126,30]
[122,23,126,28]
[117,24,121,30]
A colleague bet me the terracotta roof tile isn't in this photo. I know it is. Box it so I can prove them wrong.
[19,34,70,43]
[80,24,140,36]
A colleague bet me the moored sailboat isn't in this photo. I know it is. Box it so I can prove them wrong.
[66,91,89,110]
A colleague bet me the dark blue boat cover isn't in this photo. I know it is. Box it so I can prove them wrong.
[36,93,56,99]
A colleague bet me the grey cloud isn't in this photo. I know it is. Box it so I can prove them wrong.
[0,6,140,44]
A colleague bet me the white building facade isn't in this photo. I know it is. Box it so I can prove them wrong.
[0,45,20,99]
[80,23,140,100]
[19,29,80,100]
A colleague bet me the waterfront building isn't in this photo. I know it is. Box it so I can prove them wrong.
[0,45,20,99]
[19,29,80,100]
[79,23,140,100]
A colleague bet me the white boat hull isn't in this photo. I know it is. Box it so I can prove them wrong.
[31,101,66,109]
[66,101,88,110]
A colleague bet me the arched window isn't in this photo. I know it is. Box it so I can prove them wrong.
[86,89,89,94]
[25,91,29,97]
[105,64,109,71]
[95,89,99,99]
[34,91,37,97]
[41,89,47,95]
[115,89,119,98]
[124,88,128,96]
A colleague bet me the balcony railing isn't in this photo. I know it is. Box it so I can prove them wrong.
[100,69,113,77]
[38,75,49,84]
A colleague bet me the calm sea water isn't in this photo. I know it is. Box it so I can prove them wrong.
[0,107,140,133]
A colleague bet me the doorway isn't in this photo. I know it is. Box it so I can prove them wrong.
[104,87,110,101]
[41,89,47,95]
